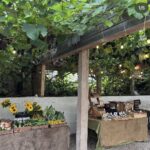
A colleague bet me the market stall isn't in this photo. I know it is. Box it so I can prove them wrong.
[0,99,70,150]
[89,117,148,148]
[88,97,148,148]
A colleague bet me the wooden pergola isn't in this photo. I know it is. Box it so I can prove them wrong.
[39,15,150,150]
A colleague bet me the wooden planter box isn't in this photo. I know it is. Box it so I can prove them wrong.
[0,125,70,150]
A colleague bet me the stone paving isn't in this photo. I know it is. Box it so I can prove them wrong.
[70,133,150,150]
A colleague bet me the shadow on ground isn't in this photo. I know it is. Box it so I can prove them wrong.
[70,130,150,150]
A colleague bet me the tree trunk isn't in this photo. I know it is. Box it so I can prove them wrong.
[16,70,24,96]
[37,64,46,97]
[31,65,38,96]
[96,74,101,95]
[130,78,135,95]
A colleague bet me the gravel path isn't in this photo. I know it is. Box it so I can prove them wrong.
[70,133,150,150]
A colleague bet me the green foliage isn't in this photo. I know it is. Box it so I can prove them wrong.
[44,105,65,121]
[136,67,150,95]
[27,102,43,119]
[14,119,48,128]
[0,1,149,96]
[102,76,131,96]
[56,29,150,96]
[0,99,11,108]
[44,105,56,120]
[22,24,48,40]
[45,73,77,96]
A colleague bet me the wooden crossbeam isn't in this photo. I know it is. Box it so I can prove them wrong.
[54,15,150,59]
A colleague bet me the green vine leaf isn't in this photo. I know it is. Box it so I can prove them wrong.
[22,24,39,40]
[37,25,48,37]
[22,24,48,40]
[0,16,5,22]
[104,20,113,27]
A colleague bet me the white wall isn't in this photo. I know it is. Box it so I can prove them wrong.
[0,96,150,134]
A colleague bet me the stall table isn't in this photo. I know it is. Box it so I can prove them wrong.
[88,117,148,149]
[140,107,150,129]
[0,125,70,150]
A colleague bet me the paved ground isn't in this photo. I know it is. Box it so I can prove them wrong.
[70,132,150,150]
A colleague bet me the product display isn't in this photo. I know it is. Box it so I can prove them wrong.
[0,99,66,132]
[88,98,148,148]
[88,98,146,120]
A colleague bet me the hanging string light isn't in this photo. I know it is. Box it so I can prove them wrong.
[12,50,16,54]
[119,64,122,68]
[143,53,149,59]
[120,45,124,49]
[96,45,99,49]
[101,71,104,74]
[147,39,150,44]
[120,70,126,74]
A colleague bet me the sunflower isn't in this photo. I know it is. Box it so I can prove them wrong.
[25,101,32,108]
[9,104,18,114]
[27,105,33,111]
[25,102,33,112]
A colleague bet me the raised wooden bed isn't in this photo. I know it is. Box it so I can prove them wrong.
[0,125,70,150]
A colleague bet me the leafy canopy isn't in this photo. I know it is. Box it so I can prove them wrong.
[0,0,149,96]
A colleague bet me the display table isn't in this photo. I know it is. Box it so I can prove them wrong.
[0,125,70,150]
[140,108,150,129]
[88,117,148,149]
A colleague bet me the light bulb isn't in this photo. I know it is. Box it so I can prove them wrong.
[96,45,99,49]
[143,54,149,59]
[12,50,16,54]
[121,45,124,49]
[120,70,126,74]
[119,64,122,68]
[147,39,150,44]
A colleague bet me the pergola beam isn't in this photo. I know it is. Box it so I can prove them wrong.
[54,15,150,59]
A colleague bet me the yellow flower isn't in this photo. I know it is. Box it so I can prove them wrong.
[27,105,33,111]
[25,101,32,108]
[9,104,17,114]
[25,101,33,112]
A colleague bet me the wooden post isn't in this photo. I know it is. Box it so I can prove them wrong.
[76,49,89,150]
[38,64,46,97]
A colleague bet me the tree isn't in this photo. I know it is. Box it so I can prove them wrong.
[0,0,149,96]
